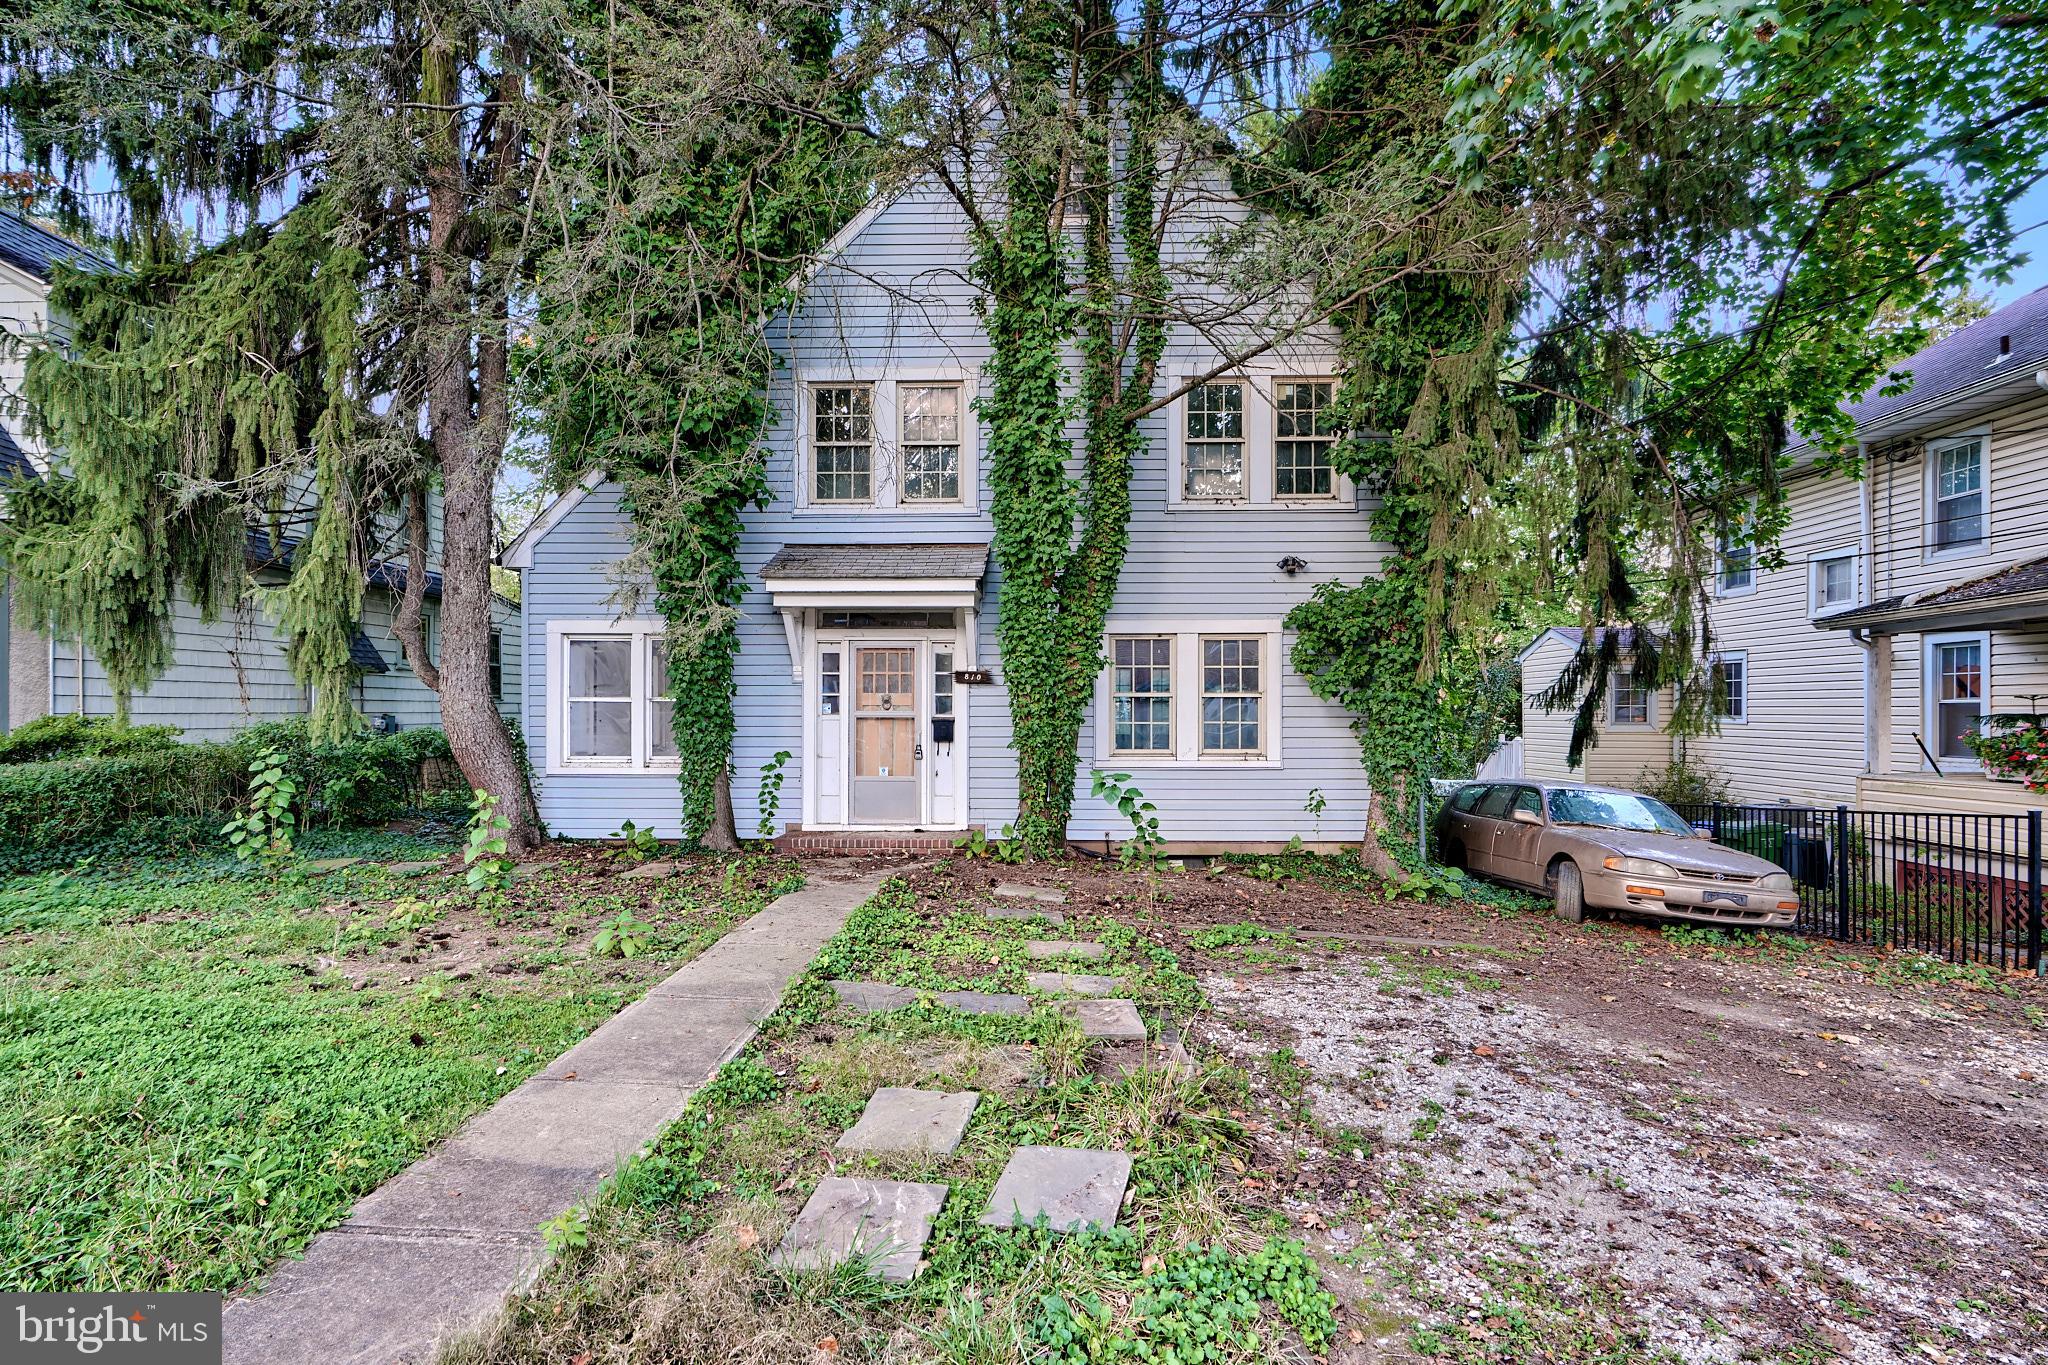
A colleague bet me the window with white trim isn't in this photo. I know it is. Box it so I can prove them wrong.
[1096,623,1284,764]
[549,622,676,772]
[1931,437,1985,551]
[1928,635,1986,761]
[899,383,962,502]
[1110,636,1173,754]
[1184,381,1246,499]
[566,637,633,760]
[1810,549,1857,614]
[811,384,873,503]
[1716,519,1754,596]
[649,640,676,759]
[1710,652,1747,722]
[1610,670,1650,725]
[488,630,504,701]
[1274,379,1338,498]
[1200,636,1263,753]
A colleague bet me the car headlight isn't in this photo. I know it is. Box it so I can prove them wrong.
[1602,855,1677,878]
[1758,872,1794,892]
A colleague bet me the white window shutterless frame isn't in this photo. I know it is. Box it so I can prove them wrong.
[1094,622,1284,765]
[545,620,677,774]
[1926,633,1988,765]
[1927,435,1988,556]
[795,372,980,513]
[1166,374,1355,510]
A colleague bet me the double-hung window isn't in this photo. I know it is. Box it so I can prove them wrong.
[1928,636,1986,761]
[1710,652,1747,723]
[488,630,504,701]
[565,637,632,760]
[1274,379,1338,498]
[812,384,874,503]
[549,621,677,772]
[1110,637,1173,754]
[899,383,962,503]
[1810,550,1857,614]
[1610,670,1651,725]
[1717,520,1755,596]
[1201,636,1263,754]
[1184,381,1247,499]
[1932,438,1986,551]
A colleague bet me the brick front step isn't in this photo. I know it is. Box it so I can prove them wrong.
[775,828,970,855]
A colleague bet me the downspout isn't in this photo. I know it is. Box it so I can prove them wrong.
[1858,441,1877,777]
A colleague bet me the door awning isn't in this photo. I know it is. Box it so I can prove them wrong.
[759,543,990,678]
[1814,555,2048,635]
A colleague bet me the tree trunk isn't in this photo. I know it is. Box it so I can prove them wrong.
[701,766,742,852]
[1358,785,1406,879]
[403,32,542,851]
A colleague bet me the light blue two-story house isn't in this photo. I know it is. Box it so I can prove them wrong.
[503,173,1387,850]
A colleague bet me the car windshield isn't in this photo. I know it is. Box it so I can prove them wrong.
[1545,788,1695,837]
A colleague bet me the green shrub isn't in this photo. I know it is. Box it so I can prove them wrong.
[0,720,458,855]
[0,714,184,764]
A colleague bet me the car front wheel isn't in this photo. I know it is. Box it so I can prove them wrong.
[1552,860,1587,924]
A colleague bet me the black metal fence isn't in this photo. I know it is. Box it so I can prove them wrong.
[1671,803,2044,972]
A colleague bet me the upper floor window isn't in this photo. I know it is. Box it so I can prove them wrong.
[1810,549,1857,615]
[900,384,962,503]
[1716,519,1755,597]
[812,384,874,503]
[802,376,976,511]
[1184,381,1246,499]
[1931,437,1985,551]
[1274,379,1338,499]
[1610,670,1651,725]
[1169,372,1352,510]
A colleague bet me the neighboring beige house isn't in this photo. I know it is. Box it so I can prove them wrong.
[1522,286,2048,818]
[1516,627,1677,788]
[1,210,520,739]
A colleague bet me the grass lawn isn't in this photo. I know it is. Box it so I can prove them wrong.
[444,859,1345,1365]
[0,830,801,1294]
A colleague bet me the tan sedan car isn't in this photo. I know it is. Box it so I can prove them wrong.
[1435,781,1800,927]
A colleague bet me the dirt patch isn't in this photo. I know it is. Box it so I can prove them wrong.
[313,846,815,990]
[1178,894,2048,1363]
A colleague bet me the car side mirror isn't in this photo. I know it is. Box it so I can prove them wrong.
[1511,808,1543,826]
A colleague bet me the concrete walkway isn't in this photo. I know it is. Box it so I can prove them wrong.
[223,870,885,1365]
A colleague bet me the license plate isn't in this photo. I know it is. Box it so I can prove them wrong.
[1701,890,1750,907]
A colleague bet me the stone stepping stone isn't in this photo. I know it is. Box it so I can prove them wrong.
[837,1087,979,1156]
[986,904,1066,926]
[619,859,677,880]
[1064,999,1146,1041]
[829,981,1028,1017]
[831,980,915,1011]
[980,1146,1132,1232]
[1024,940,1106,961]
[994,883,1068,904]
[306,857,361,873]
[1026,972,1117,997]
[769,1176,948,1283]
[386,860,445,875]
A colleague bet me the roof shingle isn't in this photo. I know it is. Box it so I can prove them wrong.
[760,543,991,580]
